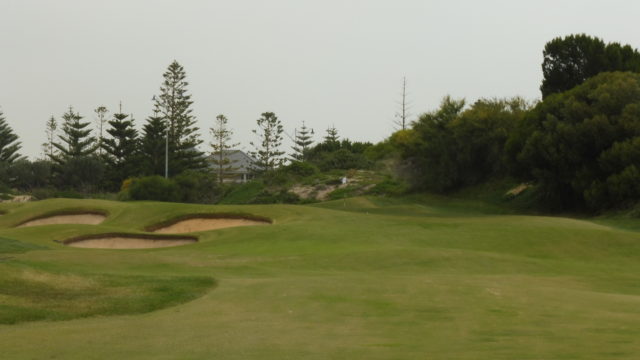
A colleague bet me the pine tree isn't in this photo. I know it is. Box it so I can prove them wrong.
[152,61,206,175]
[210,114,239,184]
[94,105,108,156]
[291,121,314,161]
[101,109,139,189]
[250,112,285,172]
[322,125,341,152]
[325,125,340,143]
[51,107,96,164]
[139,110,168,176]
[0,109,22,163]
[41,116,57,159]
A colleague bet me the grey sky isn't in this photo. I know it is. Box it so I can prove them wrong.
[1,0,639,159]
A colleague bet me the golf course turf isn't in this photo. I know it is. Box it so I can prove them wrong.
[1,197,640,359]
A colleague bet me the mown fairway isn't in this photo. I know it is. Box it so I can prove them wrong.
[1,197,640,359]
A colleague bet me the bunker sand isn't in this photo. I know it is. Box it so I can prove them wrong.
[152,218,269,234]
[18,214,106,227]
[66,236,196,249]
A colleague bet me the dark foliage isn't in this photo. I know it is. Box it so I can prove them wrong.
[541,34,640,98]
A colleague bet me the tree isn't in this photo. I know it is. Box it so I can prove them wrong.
[94,105,109,156]
[41,116,57,159]
[210,114,239,184]
[8,159,52,190]
[520,72,640,211]
[394,76,411,130]
[152,61,206,175]
[321,125,342,153]
[139,110,168,176]
[0,109,21,163]
[101,109,139,190]
[58,156,105,192]
[51,107,96,164]
[399,96,465,191]
[291,121,314,161]
[250,112,285,173]
[540,34,640,98]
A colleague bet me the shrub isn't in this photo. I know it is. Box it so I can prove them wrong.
[174,171,221,203]
[283,161,319,177]
[368,178,408,196]
[128,176,180,202]
[8,159,52,190]
[57,156,105,192]
[218,181,266,204]
[253,189,300,204]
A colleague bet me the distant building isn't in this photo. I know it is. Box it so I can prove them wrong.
[208,150,256,183]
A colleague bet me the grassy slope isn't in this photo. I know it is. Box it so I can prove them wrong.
[1,197,640,359]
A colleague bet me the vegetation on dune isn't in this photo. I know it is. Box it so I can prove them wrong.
[0,34,638,216]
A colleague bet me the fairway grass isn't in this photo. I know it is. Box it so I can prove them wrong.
[1,197,640,359]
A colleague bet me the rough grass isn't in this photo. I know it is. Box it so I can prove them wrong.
[0,263,215,324]
[1,197,640,359]
[0,237,46,254]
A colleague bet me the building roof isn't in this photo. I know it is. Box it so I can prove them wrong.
[208,150,255,174]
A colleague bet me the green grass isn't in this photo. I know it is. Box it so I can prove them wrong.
[1,197,640,359]
[0,237,46,254]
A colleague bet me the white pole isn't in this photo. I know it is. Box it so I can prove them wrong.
[165,126,169,178]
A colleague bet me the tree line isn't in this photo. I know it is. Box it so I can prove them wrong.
[0,60,373,200]
[385,34,640,212]
[2,33,637,212]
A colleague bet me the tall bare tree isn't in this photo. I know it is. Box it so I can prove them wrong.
[394,76,412,130]
[42,116,57,159]
[94,105,109,156]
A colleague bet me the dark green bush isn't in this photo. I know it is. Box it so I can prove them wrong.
[368,178,408,196]
[283,161,319,177]
[253,189,300,204]
[218,181,266,204]
[57,156,105,192]
[174,171,221,203]
[128,176,180,202]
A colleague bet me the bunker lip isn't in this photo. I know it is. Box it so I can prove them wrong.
[61,232,198,249]
[15,209,109,228]
[146,213,272,234]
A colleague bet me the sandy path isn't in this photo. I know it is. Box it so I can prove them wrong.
[18,214,106,227]
[66,237,196,249]
[153,218,268,234]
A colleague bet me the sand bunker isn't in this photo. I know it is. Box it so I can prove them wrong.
[18,213,106,227]
[65,235,197,249]
[152,217,269,234]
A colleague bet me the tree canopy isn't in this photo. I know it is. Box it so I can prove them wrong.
[541,34,640,98]
[0,109,22,163]
[521,71,640,210]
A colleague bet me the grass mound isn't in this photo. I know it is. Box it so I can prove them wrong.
[0,265,215,325]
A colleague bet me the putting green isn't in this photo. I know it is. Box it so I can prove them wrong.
[1,197,640,359]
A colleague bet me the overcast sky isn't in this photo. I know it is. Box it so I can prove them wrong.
[1,0,639,159]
